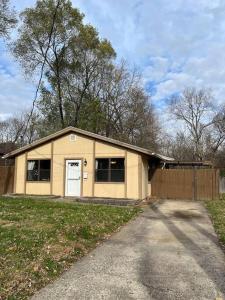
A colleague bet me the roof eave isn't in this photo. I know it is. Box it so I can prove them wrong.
[2,126,174,161]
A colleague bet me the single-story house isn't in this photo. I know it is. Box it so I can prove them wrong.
[3,127,173,200]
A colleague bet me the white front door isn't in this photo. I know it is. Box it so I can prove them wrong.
[65,160,81,197]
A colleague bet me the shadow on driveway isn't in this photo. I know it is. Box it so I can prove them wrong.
[138,201,225,299]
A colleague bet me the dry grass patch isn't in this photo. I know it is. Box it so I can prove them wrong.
[0,197,140,299]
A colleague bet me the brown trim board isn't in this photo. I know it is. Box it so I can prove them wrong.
[24,152,28,194]
[138,155,142,200]
[13,156,17,194]
[50,142,54,195]
[125,150,127,198]
[92,140,96,197]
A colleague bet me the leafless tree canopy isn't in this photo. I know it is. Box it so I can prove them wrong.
[168,87,225,162]
[0,111,40,146]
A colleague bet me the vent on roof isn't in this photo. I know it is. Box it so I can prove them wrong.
[69,134,77,142]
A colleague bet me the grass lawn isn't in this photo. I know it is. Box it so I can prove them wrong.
[0,197,140,299]
[205,197,225,248]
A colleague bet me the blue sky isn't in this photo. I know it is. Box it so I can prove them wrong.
[1,0,225,122]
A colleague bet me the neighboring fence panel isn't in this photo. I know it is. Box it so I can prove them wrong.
[195,169,219,200]
[220,177,225,194]
[151,168,219,200]
[0,166,14,195]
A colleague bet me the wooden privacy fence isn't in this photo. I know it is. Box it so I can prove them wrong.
[0,166,14,195]
[151,168,219,200]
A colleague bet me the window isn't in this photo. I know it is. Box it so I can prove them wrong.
[95,158,125,182]
[27,160,51,181]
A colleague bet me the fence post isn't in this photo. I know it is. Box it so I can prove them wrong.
[212,169,214,200]
[216,169,219,200]
[193,167,197,201]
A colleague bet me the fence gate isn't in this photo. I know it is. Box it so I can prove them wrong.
[151,168,219,200]
[0,166,14,195]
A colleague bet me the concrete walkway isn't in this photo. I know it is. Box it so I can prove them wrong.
[32,200,225,300]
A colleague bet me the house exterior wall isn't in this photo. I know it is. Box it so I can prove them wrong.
[26,182,51,195]
[126,151,139,199]
[27,144,51,159]
[14,133,148,200]
[94,184,125,198]
[15,154,26,194]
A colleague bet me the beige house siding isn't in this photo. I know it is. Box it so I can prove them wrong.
[95,141,125,156]
[148,183,151,196]
[14,132,146,200]
[94,184,125,198]
[15,154,26,194]
[126,151,139,199]
[27,144,51,159]
[26,182,51,195]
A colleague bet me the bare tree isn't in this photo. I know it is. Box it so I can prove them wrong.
[210,108,225,153]
[97,62,160,149]
[122,85,160,150]
[99,61,136,138]
[0,111,40,145]
[161,132,195,161]
[170,87,217,160]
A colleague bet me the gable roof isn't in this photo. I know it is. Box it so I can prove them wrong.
[3,126,174,161]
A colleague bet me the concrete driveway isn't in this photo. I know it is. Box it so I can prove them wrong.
[32,200,225,300]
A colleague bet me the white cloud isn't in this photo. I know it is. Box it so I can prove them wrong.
[142,57,170,83]
[2,0,225,122]
[71,0,225,106]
